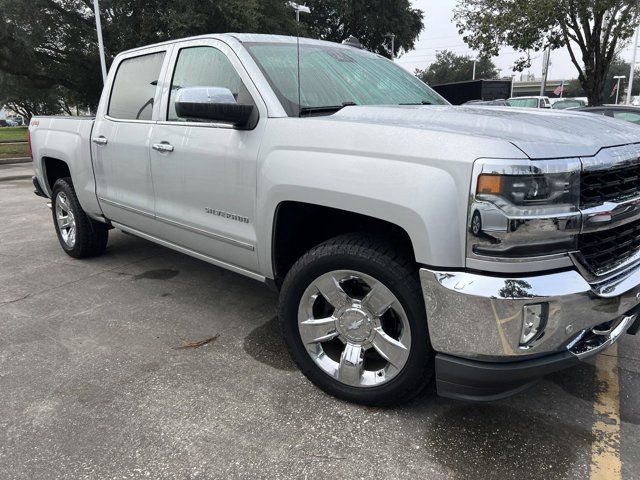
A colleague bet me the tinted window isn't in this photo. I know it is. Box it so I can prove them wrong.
[612,110,640,125]
[108,52,165,120]
[509,98,538,108]
[168,46,254,121]
[245,42,447,116]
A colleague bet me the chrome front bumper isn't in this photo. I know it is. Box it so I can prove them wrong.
[419,266,640,361]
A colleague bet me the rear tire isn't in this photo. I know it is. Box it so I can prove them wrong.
[278,233,434,406]
[51,177,108,258]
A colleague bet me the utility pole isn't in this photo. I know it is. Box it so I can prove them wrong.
[614,75,626,104]
[472,59,477,80]
[540,46,550,96]
[386,34,396,60]
[627,26,639,105]
[93,0,107,83]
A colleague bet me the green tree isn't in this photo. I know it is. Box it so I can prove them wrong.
[0,0,424,110]
[414,50,499,85]
[454,0,640,106]
[304,0,423,58]
[603,58,640,102]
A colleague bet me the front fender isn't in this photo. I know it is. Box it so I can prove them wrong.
[255,148,467,278]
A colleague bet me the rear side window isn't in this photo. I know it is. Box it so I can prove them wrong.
[108,52,166,120]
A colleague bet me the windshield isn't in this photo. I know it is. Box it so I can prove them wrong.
[552,100,583,109]
[245,42,448,116]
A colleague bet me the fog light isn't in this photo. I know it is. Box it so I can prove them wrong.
[520,303,548,346]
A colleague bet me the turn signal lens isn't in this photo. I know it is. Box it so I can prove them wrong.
[477,174,502,195]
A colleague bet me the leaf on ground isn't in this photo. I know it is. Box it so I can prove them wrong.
[173,334,220,350]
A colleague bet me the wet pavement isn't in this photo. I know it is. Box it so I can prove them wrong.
[1,169,639,479]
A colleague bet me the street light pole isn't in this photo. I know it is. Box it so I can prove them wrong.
[627,26,639,105]
[386,34,396,60]
[540,46,550,96]
[93,0,107,83]
[614,75,626,104]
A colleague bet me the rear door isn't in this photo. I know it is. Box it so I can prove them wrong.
[148,39,266,274]
[92,46,171,232]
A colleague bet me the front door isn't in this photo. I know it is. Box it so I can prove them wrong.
[148,40,265,274]
[92,48,168,233]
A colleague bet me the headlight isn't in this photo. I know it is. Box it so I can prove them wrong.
[467,159,581,268]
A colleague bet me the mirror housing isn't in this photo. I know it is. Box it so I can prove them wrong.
[174,87,254,127]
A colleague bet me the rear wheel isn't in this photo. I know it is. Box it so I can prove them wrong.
[278,234,433,406]
[52,177,108,258]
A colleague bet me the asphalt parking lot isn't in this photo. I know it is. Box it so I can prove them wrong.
[1,163,639,479]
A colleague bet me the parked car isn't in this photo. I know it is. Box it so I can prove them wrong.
[28,34,640,405]
[552,99,586,110]
[576,105,640,125]
[508,96,551,108]
[463,99,511,106]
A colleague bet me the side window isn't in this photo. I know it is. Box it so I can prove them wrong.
[167,46,255,122]
[108,52,165,121]
[612,111,640,125]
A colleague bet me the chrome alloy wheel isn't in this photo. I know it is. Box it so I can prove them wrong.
[297,270,411,387]
[55,192,76,248]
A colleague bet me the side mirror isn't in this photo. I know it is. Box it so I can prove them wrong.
[174,87,254,127]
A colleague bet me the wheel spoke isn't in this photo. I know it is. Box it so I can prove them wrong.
[299,316,338,344]
[362,282,395,317]
[59,216,71,228]
[371,327,409,368]
[314,274,350,309]
[338,343,364,385]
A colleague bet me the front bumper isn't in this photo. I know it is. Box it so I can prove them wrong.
[419,266,640,400]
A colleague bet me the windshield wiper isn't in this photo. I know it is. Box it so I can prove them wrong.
[299,101,356,117]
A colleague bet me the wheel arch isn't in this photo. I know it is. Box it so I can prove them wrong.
[269,200,420,286]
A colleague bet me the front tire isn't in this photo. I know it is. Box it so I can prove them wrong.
[52,177,108,258]
[278,234,434,406]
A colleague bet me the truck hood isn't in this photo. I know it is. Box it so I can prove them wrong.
[330,105,640,159]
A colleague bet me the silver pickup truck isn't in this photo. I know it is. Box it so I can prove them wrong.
[29,33,640,405]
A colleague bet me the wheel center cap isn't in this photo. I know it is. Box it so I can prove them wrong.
[337,307,372,343]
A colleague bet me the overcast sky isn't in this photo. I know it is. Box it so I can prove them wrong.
[396,0,638,81]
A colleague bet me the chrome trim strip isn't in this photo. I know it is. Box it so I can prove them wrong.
[104,114,156,125]
[156,120,235,129]
[466,254,574,273]
[581,196,640,234]
[111,221,264,282]
[98,197,154,218]
[155,215,255,251]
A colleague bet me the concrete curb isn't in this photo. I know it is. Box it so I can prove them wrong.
[0,157,30,165]
[0,139,27,144]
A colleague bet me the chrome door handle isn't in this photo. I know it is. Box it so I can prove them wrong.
[92,136,108,146]
[152,142,174,153]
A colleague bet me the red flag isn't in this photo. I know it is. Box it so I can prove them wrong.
[553,84,564,96]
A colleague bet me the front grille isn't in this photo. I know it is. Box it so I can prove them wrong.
[581,162,640,208]
[578,218,640,274]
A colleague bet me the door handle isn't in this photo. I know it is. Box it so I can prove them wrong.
[92,136,108,146]
[152,142,174,153]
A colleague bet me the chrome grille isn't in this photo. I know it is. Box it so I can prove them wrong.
[578,218,640,274]
[580,162,640,208]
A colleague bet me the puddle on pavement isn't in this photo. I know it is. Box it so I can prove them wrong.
[424,405,591,479]
[133,269,179,281]
[243,317,295,371]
